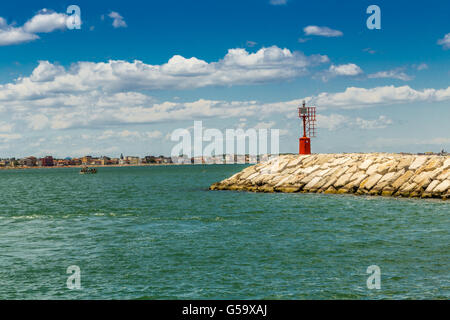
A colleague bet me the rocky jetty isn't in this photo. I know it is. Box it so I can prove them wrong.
[210,153,450,200]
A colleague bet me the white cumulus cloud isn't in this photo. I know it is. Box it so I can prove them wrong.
[0,46,329,101]
[0,133,22,142]
[303,25,343,37]
[0,27,39,46]
[354,115,392,129]
[368,68,413,81]
[316,114,392,131]
[311,85,450,108]
[437,33,450,49]
[320,63,363,81]
[108,11,127,28]
[316,114,348,130]
[23,11,68,33]
[414,63,428,71]
[0,9,71,46]
[5,84,448,132]
[329,64,363,76]
[269,0,287,5]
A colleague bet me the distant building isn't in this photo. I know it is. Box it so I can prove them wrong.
[161,157,172,164]
[172,155,191,164]
[144,155,157,164]
[71,158,82,165]
[126,156,140,165]
[193,156,205,164]
[55,159,71,166]
[9,158,17,167]
[101,156,111,165]
[82,156,92,165]
[40,156,54,167]
[19,156,37,167]
[91,158,103,165]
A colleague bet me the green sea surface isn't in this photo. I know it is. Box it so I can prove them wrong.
[0,165,448,299]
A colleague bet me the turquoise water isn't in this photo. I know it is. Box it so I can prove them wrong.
[0,165,448,299]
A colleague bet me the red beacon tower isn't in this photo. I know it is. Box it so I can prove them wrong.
[298,100,316,154]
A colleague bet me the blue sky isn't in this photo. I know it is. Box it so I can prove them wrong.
[0,0,449,158]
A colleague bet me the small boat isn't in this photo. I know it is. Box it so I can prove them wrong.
[80,167,97,174]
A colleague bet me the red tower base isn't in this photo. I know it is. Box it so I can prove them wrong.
[299,137,311,155]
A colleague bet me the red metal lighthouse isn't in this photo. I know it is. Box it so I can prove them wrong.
[298,100,316,154]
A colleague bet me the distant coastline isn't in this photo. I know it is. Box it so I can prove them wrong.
[0,154,271,169]
[0,163,188,170]
[0,162,249,170]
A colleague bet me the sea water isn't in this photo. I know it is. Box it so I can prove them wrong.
[0,165,448,299]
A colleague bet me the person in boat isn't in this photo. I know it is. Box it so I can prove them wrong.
[80,166,97,174]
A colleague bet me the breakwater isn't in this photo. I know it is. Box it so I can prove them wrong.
[210,153,450,199]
